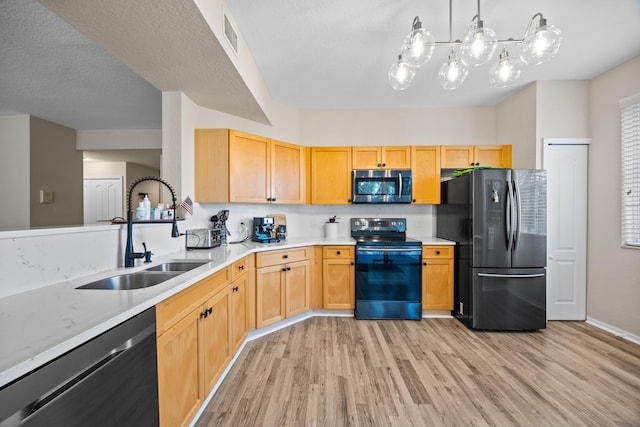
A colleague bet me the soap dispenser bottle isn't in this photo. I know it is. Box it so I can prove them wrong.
[142,195,151,220]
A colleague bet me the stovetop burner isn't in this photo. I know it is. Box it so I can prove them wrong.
[350,217,422,246]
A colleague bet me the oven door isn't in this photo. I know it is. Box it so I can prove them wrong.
[355,246,422,319]
[352,170,412,203]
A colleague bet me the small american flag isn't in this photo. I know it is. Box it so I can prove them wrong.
[180,196,193,216]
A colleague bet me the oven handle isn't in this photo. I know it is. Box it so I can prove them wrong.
[357,247,422,253]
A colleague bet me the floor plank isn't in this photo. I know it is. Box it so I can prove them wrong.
[196,318,640,426]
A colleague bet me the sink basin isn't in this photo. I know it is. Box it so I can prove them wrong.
[76,271,181,290]
[144,261,208,272]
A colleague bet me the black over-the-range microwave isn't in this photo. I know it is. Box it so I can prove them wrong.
[352,169,412,203]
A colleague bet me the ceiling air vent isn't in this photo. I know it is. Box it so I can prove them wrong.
[223,12,238,54]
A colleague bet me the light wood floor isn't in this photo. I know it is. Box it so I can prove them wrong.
[196,317,640,426]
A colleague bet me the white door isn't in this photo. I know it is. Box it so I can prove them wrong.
[83,177,123,225]
[543,138,589,320]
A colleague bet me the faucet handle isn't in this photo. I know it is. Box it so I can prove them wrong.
[142,242,153,263]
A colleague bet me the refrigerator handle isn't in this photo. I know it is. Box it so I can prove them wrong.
[398,171,403,196]
[513,178,522,250]
[506,179,515,251]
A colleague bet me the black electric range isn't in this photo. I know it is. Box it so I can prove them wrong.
[351,218,423,320]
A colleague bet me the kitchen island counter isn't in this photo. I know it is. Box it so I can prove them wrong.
[0,236,452,387]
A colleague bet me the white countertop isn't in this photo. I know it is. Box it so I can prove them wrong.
[0,236,453,386]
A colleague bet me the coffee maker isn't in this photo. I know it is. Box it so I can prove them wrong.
[252,217,277,243]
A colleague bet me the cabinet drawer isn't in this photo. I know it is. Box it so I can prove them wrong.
[231,257,248,281]
[156,267,230,335]
[322,246,354,259]
[256,247,309,268]
[423,246,453,259]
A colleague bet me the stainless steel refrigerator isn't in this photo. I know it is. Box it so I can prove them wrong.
[437,169,547,330]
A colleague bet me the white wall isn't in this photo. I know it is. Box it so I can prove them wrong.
[587,55,640,336]
[300,107,496,147]
[0,115,30,229]
[496,83,537,169]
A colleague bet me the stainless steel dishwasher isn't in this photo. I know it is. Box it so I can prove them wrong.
[0,307,159,427]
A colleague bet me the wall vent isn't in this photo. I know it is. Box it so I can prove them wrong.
[223,13,238,54]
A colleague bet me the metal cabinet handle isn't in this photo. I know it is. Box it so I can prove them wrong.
[336,251,341,255]
[436,250,440,255]
[283,254,289,259]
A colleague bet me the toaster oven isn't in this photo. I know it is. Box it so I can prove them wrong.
[185,228,222,249]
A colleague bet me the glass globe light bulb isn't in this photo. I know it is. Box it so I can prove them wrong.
[388,55,416,90]
[461,20,497,66]
[520,17,562,65]
[489,49,521,88]
[439,50,469,90]
[400,20,435,68]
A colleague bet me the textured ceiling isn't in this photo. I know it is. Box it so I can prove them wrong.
[1,0,639,134]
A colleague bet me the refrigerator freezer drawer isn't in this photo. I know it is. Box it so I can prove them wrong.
[470,268,546,330]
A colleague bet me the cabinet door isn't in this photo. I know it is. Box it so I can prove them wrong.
[194,129,230,203]
[231,274,248,353]
[322,258,355,309]
[422,258,454,310]
[311,147,352,204]
[382,146,411,169]
[474,145,512,168]
[285,260,310,318]
[271,139,305,204]
[411,146,441,204]
[256,264,286,328]
[201,289,231,394]
[352,147,381,169]
[157,309,202,427]
[441,146,475,169]
[229,131,270,203]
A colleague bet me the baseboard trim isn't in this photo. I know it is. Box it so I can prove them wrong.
[586,316,640,346]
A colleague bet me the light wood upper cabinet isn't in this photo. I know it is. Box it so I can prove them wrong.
[352,146,411,169]
[441,145,512,169]
[311,147,352,204]
[422,245,454,310]
[475,145,512,168]
[194,129,306,204]
[411,146,441,204]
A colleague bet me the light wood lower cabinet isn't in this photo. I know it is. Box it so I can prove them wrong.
[156,268,232,427]
[322,246,355,309]
[422,245,454,310]
[255,247,311,328]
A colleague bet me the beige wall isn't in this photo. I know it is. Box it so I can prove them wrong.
[300,107,496,147]
[0,115,30,229]
[496,83,537,168]
[536,81,590,167]
[587,55,640,336]
[29,116,83,227]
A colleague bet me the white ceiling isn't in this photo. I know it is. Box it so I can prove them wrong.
[225,0,640,108]
[1,0,639,134]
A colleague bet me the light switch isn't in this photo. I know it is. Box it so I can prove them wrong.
[40,190,54,203]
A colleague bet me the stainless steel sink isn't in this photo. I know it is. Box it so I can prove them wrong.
[76,260,208,290]
[144,261,208,272]
[76,271,181,290]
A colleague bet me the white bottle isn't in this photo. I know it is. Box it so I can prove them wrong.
[135,202,146,221]
[142,195,151,220]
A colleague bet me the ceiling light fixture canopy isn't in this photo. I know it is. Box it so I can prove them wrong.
[388,0,562,90]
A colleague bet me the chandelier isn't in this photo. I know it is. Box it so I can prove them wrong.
[388,0,562,90]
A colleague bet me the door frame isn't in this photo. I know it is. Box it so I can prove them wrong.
[543,137,590,320]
